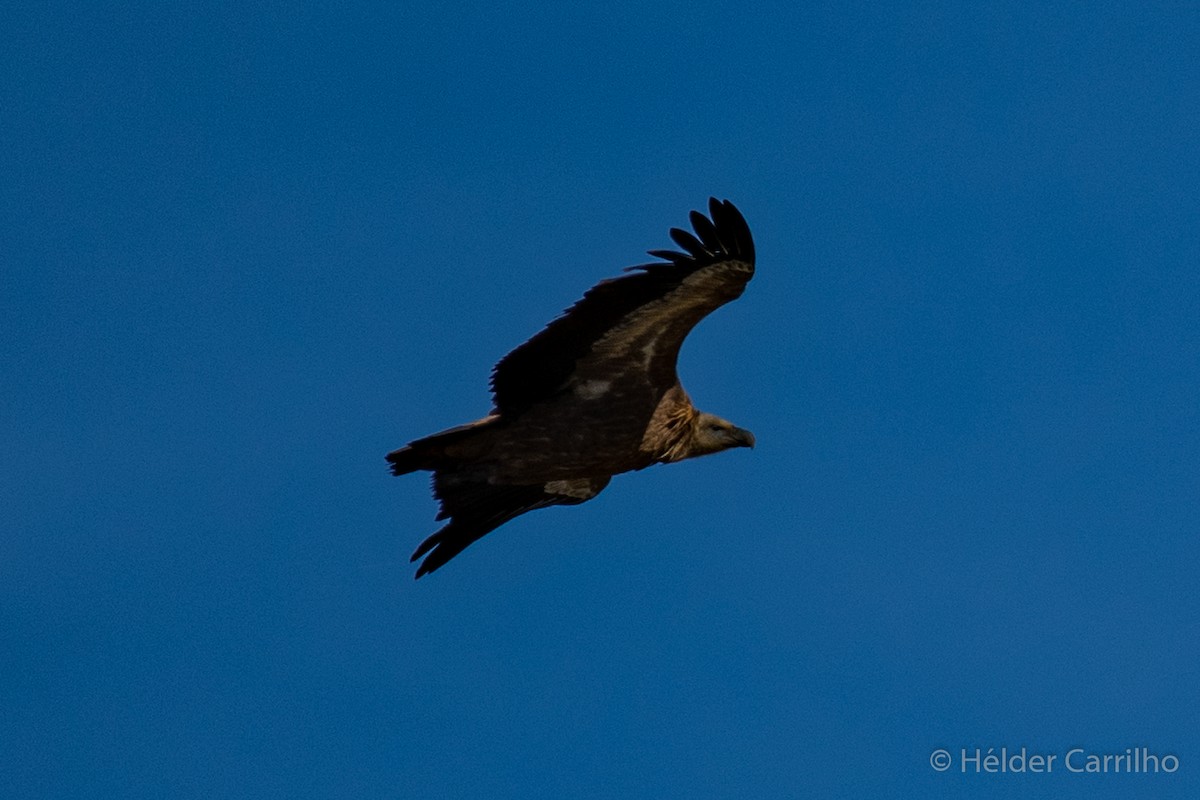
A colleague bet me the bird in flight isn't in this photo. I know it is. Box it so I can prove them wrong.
[388,198,756,578]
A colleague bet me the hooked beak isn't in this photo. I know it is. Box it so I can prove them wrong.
[731,427,756,449]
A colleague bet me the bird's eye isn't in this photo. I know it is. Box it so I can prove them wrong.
[709,423,724,432]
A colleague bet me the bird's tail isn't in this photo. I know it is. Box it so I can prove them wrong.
[385,443,430,476]
[386,414,500,476]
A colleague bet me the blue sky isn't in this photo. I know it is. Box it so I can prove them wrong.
[3,1,1198,797]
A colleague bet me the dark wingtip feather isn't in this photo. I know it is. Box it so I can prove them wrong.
[411,531,440,562]
[709,198,755,264]
[631,249,686,270]
[411,528,473,579]
[411,531,451,578]
[630,197,754,272]
[689,209,720,247]
[668,227,708,258]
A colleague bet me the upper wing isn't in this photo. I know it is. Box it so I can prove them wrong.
[489,198,755,416]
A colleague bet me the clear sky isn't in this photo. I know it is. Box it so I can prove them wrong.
[4,2,1198,798]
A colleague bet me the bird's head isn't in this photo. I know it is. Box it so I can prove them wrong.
[688,412,756,458]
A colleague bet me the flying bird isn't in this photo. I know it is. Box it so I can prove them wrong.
[388,198,756,577]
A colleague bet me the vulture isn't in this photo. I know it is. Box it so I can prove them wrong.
[388,198,756,577]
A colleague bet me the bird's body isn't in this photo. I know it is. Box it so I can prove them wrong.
[389,198,756,577]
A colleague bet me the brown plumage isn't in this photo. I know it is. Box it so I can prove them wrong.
[388,198,756,578]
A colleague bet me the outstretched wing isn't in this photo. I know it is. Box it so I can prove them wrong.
[411,473,610,578]
[489,198,755,417]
